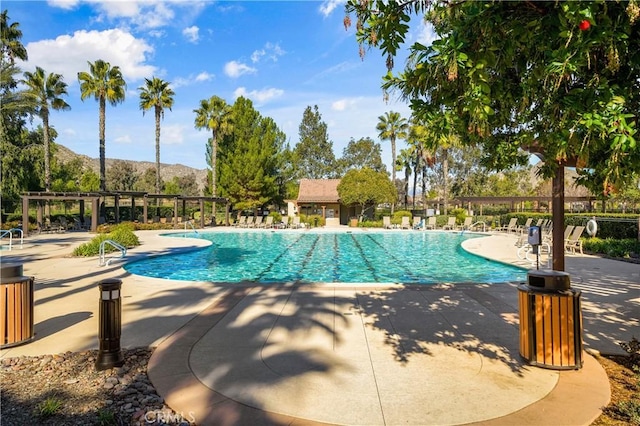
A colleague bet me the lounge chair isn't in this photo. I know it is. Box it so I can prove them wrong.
[412,216,422,228]
[442,217,456,230]
[425,216,437,230]
[565,226,585,254]
[235,216,246,227]
[400,216,411,229]
[498,218,518,233]
[563,225,575,241]
[518,218,533,234]
[251,216,263,228]
[291,216,304,229]
[383,216,392,229]
[262,216,274,228]
[458,217,473,231]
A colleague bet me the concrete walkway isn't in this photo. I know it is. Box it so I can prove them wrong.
[1,228,638,425]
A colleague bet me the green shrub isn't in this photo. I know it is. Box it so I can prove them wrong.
[73,223,140,257]
[582,238,640,259]
[38,396,63,417]
[449,208,467,225]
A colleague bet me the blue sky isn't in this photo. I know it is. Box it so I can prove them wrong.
[7,0,435,171]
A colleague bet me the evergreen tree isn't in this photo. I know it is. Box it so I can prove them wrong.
[337,137,387,175]
[294,105,336,179]
[218,97,285,213]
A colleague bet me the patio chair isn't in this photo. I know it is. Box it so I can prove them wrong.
[498,218,518,233]
[413,216,422,229]
[251,216,263,228]
[291,216,305,229]
[458,217,473,231]
[400,216,411,229]
[563,225,575,241]
[518,218,533,234]
[565,226,585,254]
[244,216,255,228]
[383,216,392,229]
[262,216,274,228]
[442,216,456,230]
[235,216,246,227]
[425,216,437,230]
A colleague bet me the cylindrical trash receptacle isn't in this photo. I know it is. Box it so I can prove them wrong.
[518,270,583,370]
[1,263,35,348]
[95,278,124,371]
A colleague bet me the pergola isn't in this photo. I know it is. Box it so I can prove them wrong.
[20,191,229,237]
[454,196,595,215]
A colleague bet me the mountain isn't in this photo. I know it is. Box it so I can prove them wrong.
[55,145,208,193]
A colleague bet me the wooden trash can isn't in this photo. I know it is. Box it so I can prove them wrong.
[518,281,583,370]
[1,263,35,348]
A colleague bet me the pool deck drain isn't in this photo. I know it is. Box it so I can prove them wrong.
[2,228,639,425]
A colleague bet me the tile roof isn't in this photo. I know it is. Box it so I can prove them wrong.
[296,179,341,203]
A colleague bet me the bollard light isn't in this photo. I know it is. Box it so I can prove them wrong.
[95,278,124,371]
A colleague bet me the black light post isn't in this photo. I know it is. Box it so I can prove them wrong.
[95,278,124,371]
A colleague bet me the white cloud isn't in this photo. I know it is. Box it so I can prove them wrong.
[22,29,156,85]
[195,72,214,82]
[319,0,345,17]
[161,124,186,145]
[224,61,257,78]
[417,21,438,47]
[331,98,357,111]
[47,0,80,10]
[115,135,132,144]
[182,26,199,43]
[251,42,286,63]
[171,72,214,89]
[233,87,284,105]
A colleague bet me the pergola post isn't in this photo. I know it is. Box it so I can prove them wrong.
[225,201,230,226]
[131,196,136,222]
[143,196,148,224]
[552,166,565,271]
[91,198,99,231]
[199,198,205,228]
[173,197,179,228]
[22,196,29,237]
[114,194,120,223]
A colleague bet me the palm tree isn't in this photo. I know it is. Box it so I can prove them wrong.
[77,59,126,191]
[193,96,232,217]
[376,111,408,213]
[1,10,28,65]
[22,67,70,192]
[138,77,175,195]
[423,109,461,215]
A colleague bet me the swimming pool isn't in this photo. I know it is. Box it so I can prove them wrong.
[125,231,526,284]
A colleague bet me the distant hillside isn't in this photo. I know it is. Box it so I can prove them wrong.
[55,145,208,193]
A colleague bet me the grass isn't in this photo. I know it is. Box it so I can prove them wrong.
[37,396,64,418]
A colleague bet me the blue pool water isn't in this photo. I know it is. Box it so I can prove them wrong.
[125,231,526,284]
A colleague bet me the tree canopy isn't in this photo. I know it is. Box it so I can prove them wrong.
[294,105,337,179]
[345,0,639,194]
[337,167,397,219]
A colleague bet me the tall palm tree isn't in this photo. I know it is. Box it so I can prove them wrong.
[77,59,126,191]
[1,10,28,65]
[194,96,232,217]
[22,67,70,193]
[138,77,175,195]
[376,111,408,213]
[423,109,460,215]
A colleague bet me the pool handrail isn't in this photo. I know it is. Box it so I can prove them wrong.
[99,239,127,267]
[184,220,199,236]
[460,221,487,235]
[0,228,24,250]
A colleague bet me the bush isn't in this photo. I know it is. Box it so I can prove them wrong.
[73,223,140,257]
[582,238,640,259]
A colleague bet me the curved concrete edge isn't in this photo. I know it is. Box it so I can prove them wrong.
[148,287,611,426]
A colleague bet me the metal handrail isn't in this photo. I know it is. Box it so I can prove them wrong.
[0,228,23,250]
[99,239,127,267]
[461,221,487,234]
[184,220,199,236]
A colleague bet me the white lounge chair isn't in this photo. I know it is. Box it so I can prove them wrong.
[425,216,436,230]
[383,216,392,229]
[400,216,411,229]
[458,217,472,231]
[565,226,585,254]
[442,217,456,230]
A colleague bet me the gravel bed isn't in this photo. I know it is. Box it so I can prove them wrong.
[1,347,194,425]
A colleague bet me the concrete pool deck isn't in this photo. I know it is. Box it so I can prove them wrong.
[1,228,639,425]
